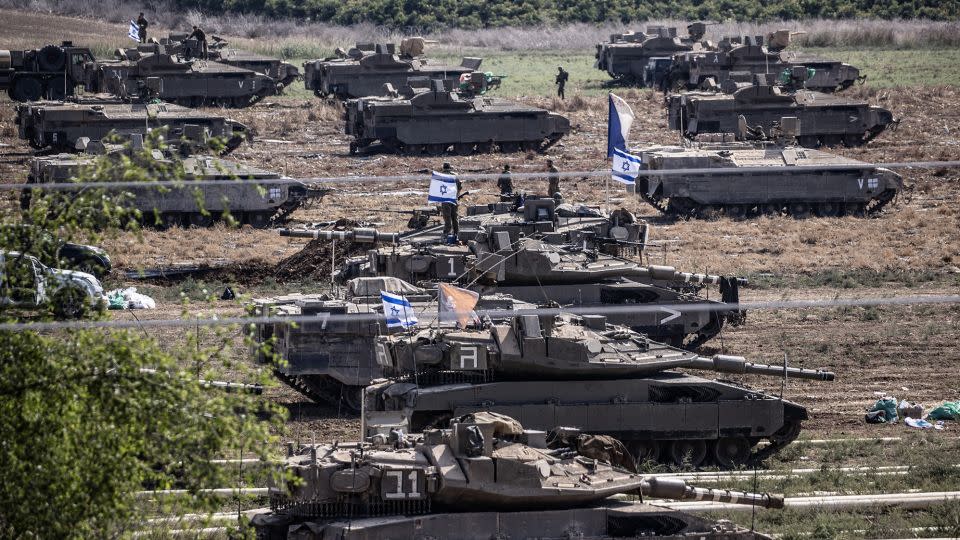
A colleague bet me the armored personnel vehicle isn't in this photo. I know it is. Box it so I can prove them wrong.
[0,42,97,101]
[667,76,896,147]
[364,313,834,468]
[304,38,482,99]
[595,23,709,85]
[254,413,780,539]
[23,139,328,228]
[250,275,531,411]
[116,35,301,89]
[632,135,904,218]
[95,53,278,107]
[345,80,570,155]
[15,99,250,154]
[667,33,862,92]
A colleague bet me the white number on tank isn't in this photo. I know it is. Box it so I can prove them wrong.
[857,178,879,190]
[383,470,422,499]
[458,346,479,369]
[447,257,457,277]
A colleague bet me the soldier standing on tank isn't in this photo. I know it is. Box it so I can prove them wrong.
[497,164,513,196]
[137,13,148,43]
[439,162,463,242]
[546,159,560,197]
[188,25,208,60]
[555,67,569,99]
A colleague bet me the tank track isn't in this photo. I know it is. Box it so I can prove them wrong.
[273,370,363,413]
[748,421,802,466]
[641,190,895,220]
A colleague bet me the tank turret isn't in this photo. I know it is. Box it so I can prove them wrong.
[595,23,709,86]
[304,41,481,99]
[364,313,832,468]
[253,414,780,538]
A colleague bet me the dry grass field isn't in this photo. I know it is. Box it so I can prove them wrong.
[2,7,960,537]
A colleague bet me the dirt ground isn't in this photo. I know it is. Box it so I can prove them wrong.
[1,45,959,458]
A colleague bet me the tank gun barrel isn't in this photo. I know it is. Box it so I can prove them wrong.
[636,265,748,286]
[279,227,399,244]
[688,355,835,381]
[642,477,784,509]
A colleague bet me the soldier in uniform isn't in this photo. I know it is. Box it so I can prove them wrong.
[439,162,463,241]
[555,66,569,99]
[546,159,560,197]
[136,13,148,43]
[188,25,208,60]
[497,164,513,196]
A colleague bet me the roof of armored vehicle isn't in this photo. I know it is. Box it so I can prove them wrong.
[20,100,229,120]
[639,144,870,168]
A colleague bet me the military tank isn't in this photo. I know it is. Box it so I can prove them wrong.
[668,33,862,92]
[285,198,746,348]
[632,133,904,219]
[23,138,328,228]
[345,80,570,155]
[595,23,709,85]
[364,313,835,468]
[94,52,278,107]
[304,38,481,99]
[15,98,250,154]
[254,413,780,539]
[130,34,302,89]
[250,275,531,412]
[667,75,896,147]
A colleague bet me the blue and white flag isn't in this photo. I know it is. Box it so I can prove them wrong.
[381,291,418,329]
[611,147,642,184]
[607,93,635,157]
[427,171,458,204]
[128,20,140,42]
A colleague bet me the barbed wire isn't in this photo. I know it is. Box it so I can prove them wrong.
[2,293,958,332]
[3,160,960,191]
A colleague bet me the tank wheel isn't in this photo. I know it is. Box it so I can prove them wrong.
[788,203,811,218]
[404,144,425,155]
[698,205,722,220]
[520,141,538,153]
[247,211,273,229]
[189,212,215,228]
[499,141,521,153]
[712,437,751,468]
[761,203,783,216]
[668,440,707,467]
[628,440,661,467]
[453,143,474,156]
[797,135,819,148]
[843,134,863,147]
[340,385,364,414]
[815,202,841,217]
[724,205,748,220]
[11,77,44,102]
[426,143,447,156]
[475,142,493,153]
[820,135,843,147]
[160,213,184,229]
[844,203,866,217]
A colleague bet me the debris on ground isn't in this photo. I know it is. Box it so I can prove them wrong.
[928,401,960,421]
[107,287,156,309]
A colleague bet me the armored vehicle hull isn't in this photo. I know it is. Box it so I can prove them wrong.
[633,143,903,218]
[667,86,895,147]
[25,151,326,228]
[345,86,570,155]
[96,54,277,107]
[15,99,249,154]
[595,24,708,86]
[305,51,478,99]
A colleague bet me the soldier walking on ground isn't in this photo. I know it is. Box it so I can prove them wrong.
[136,13,148,43]
[546,159,560,197]
[497,164,513,196]
[188,25,208,60]
[439,162,463,241]
[555,67,569,99]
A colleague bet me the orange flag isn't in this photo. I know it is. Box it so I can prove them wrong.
[439,283,480,328]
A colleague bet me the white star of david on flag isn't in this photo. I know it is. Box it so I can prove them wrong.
[428,171,458,204]
[611,147,642,184]
[381,291,418,329]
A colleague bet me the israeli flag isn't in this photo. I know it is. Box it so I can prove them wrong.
[607,93,635,158]
[427,171,458,204]
[612,147,642,184]
[381,291,418,329]
[128,20,140,42]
